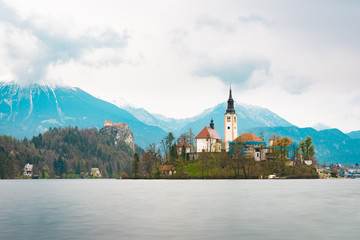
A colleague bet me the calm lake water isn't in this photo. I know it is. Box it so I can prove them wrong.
[0,179,359,240]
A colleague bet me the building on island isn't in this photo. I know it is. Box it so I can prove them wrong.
[159,165,176,176]
[196,119,222,153]
[176,141,191,156]
[229,133,268,161]
[224,87,238,151]
[23,163,34,177]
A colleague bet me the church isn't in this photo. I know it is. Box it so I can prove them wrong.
[192,87,299,162]
[195,87,238,152]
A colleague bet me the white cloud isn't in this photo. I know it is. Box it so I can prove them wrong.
[0,0,360,132]
[0,0,128,86]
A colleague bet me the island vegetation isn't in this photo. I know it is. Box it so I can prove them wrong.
[132,131,319,179]
[0,126,319,179]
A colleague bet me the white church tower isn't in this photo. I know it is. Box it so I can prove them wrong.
[224,87,238,151]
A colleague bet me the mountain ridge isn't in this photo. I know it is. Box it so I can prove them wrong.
[1,82,360,164]
[123,102,294,137]
[0,82,167,148]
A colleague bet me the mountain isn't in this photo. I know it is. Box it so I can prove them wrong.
[247,126,360,165]
[313,122,331,131]
[2,82,358,165]
[347,130,360,139]
[0,82,167,148]
[123,106,190,133]
[124,102,294,138]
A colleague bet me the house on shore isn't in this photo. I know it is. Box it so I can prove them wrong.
[23,163,34,177]
[91,168,101,177]
[159,165,176,176]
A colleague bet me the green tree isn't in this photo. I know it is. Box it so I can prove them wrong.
[278,137,291,176]
[132,152,140,177]
[291,144,300,176]
[299,137,316,160]
[161,132,176,161]
[53,156,67,176]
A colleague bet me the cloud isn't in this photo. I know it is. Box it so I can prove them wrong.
[238,14,270,26]
[280,72,314,95]
[195,15,236,32]
[0,0,128,86]
[195,57,270,89]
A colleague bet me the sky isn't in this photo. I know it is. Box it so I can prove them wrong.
[0,0,359,132]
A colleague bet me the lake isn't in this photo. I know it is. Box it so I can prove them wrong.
[0,179,359,240]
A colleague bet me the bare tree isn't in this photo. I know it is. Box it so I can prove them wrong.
[230,141,249,178]
[141,143,162,177]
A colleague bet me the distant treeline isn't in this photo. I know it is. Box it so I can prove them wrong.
[0,126,144,179]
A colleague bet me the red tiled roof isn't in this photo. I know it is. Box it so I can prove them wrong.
[195,127,221,140]
[234,133,264,142]
[104,120,112,124]
[273,138,293,146]
[177,141,190,147]
[159,165,174,171]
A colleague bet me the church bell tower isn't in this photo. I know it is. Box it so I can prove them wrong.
[224,87,238,151]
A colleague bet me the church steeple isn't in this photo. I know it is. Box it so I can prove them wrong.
[226,87,236,114]
[210,118,214,129]
[224,86,238,152]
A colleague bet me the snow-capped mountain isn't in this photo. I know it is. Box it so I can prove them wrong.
[123,102,293,138]
[0,82,167,148]
[313,122,331,131]
[2,82,360,164]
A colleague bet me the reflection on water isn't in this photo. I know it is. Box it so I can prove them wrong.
[0,179,359,240]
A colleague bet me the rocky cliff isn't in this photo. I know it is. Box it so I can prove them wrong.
[101,125,135,150]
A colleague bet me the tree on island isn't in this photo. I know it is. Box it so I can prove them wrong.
[161,132,177,163]
[177,129,195,160]
[299,137,315,160]
[141,143,162,177]
[230,141,253,178]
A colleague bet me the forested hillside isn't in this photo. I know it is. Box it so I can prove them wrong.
[0,126,143,179]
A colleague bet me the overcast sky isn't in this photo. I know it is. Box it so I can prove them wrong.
[0,0,359,132]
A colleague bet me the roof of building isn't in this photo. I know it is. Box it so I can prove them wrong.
[195,126,222,140]
[159,165,174,171]
[234,133,264,142]
[273,138,294,147]
[104,120,112,124]
[176,141,190,147]
[24,163,33,170]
